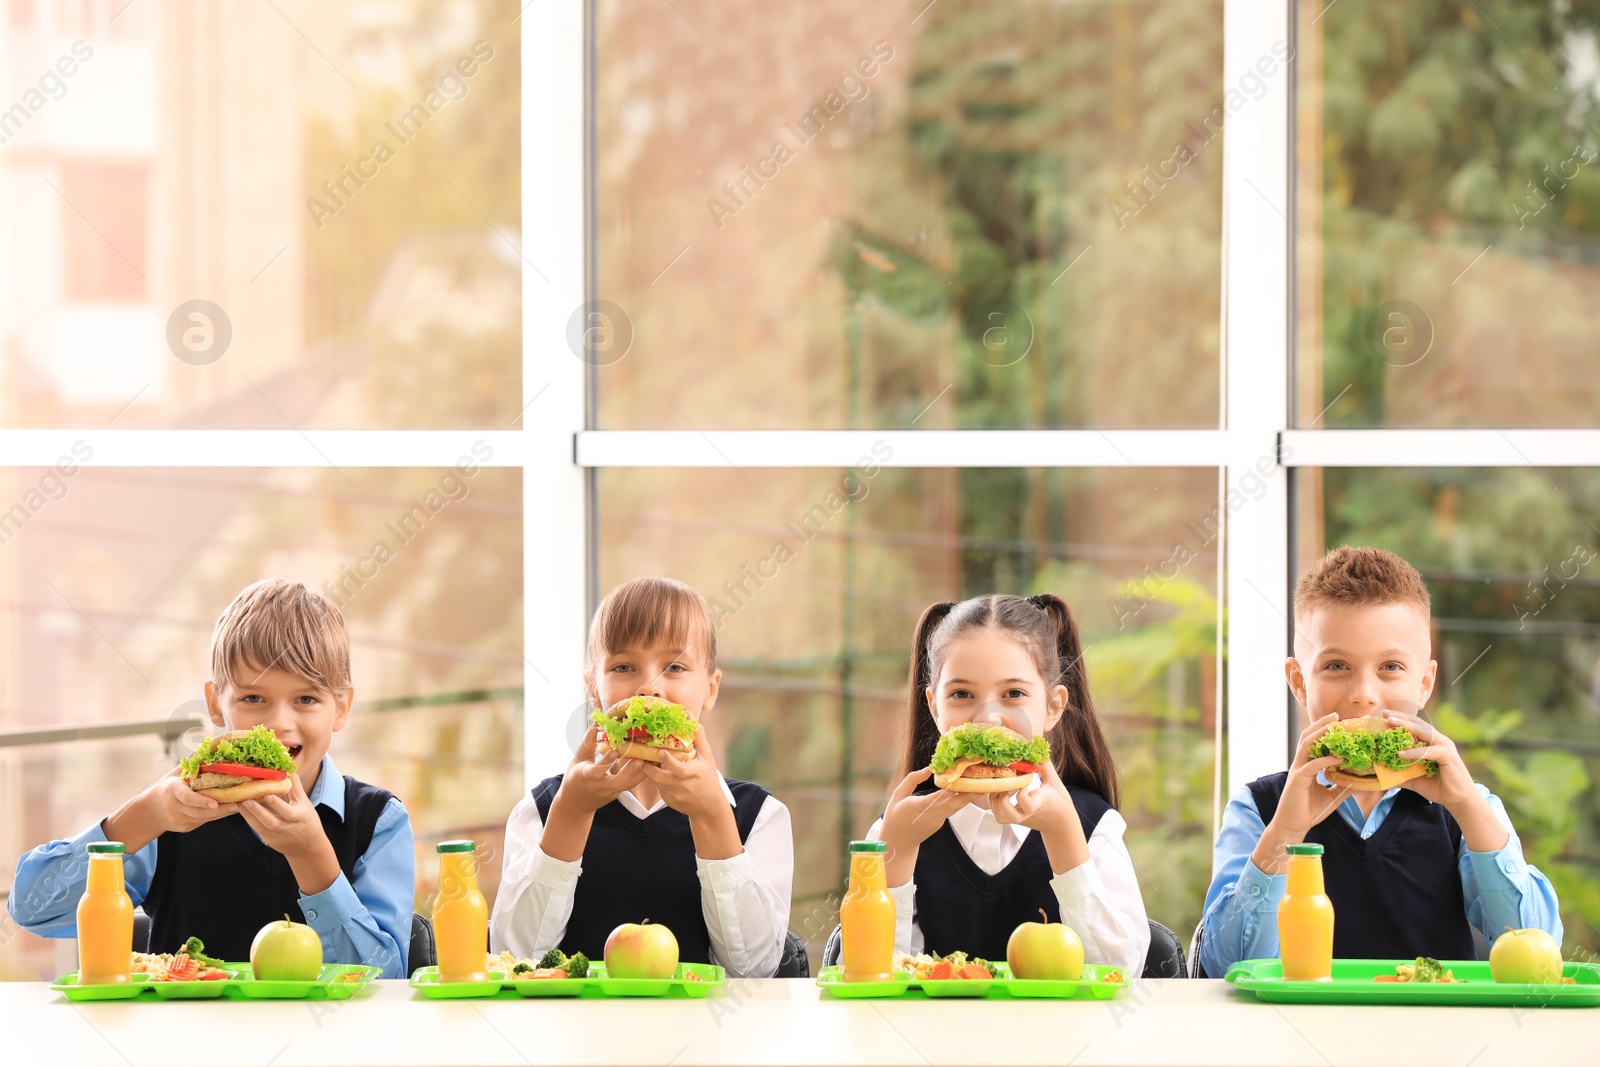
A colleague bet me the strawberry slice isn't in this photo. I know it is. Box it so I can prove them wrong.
[199,762,288,780]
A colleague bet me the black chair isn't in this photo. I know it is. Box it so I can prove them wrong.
[133,909,151,953]
[823,918,1186,978]
[822,923,843,969]
[409,912,437,975]
[1142,919,1186,979]
[775,930,810,978]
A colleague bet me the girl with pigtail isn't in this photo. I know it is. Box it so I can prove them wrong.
[868,593,1150,972]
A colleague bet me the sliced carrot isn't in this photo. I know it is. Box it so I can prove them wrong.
[1372,974,1402,982]
[928,959,954,981]
[165,953,199,982]
[957,964,991,981]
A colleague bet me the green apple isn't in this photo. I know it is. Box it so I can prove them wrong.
[1490,927,1563,985]
[1006,911,1085,981]
[603,920,679,979]
[251,915,324,981]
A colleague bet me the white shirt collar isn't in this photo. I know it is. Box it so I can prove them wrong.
[947,797,1029,846]
[619,773,737,818]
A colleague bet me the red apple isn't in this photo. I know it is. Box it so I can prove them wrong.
[251,915,323,981]
[1490,927,1563,985]
[1006,911,1084,981]
[603,920,679,979]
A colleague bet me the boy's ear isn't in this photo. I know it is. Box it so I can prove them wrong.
[331,688,354,733]
[1419,658,1438,708]
[1284,657,1308,708]
[700,666,723,713]
[203,681,227,728]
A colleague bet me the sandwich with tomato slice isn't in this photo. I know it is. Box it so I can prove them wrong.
[178,725,298,802]
[930,723,1050,793]
[1307,715,1439,792]
[591,695,697,762]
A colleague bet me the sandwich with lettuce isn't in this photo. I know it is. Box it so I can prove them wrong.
[178,725,298,802]
[1308,715,1438,791]
[592,696,698,762]
[930,723,1051,792]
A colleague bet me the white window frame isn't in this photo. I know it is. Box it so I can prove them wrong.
[7,1,1599,816]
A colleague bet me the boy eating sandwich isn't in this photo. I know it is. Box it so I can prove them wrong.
[1197,546,1562,976]
[8,580,414,977]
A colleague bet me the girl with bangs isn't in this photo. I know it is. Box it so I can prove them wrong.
[492,578,794,978]
[867,593,1149,973]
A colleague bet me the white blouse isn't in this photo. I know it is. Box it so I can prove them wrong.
[489,776,794,979]
[866,795,1150,974]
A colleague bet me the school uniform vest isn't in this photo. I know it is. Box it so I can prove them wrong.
[1247,771,1474,962]
[908,779,1112,960]
[530,775,770,964]
[143,776,394,961]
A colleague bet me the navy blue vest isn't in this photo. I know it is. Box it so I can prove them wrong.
[1246,772,1474,962]
[909,780,1111,960]
[531,775,770,964]
[143,775,394,961]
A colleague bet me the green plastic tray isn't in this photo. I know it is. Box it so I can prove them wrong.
[51,964,377,1002]
[409,962,722,1000]
[222,963,379,1000]
[592,961,722,997]
[1225,958,1600,1006]
[817,962,1128,1000]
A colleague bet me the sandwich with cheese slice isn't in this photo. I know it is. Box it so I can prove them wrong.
[1307,715,1439,792]
[930,723,1051,793]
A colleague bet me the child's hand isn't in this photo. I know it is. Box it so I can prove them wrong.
[102,769,238,855]
[1382,710,1477,809]
[880,768,969,887]
[237,773,333,861]
[989,762,1080,838]
[640,722,724,821]
[554,724,650,816]
[1253,712,1351,874]
[1384,710,1510,853]
[990,763,1089,875]
[641,722,744,862]
[237,774,342,895]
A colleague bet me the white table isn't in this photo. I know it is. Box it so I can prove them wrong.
[4,978,1590,1066]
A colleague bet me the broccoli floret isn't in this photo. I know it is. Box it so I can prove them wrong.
[512,962,535,976]
[970,957,999,977]
[537,949,567,970]
[1412,956,1446,982]
[565,952,589,979]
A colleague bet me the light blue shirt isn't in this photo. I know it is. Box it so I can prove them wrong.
[1198,773,1562,979]
[7,756,414,979]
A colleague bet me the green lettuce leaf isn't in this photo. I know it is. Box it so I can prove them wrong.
[591,696,696,748]
[929,724,1050,774]
[1307,720,1438,777]
[178,725,297,777]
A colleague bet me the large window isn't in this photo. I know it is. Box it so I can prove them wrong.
[3,0,1598,982]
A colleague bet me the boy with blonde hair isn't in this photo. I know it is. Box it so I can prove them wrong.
[1198,546,1561,976]
[10,580,414,977]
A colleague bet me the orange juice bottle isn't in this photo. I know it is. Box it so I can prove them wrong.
[840,840,895,982]
[1278,842,1334,981]
[433,840,488,983]
[77,842,134,984]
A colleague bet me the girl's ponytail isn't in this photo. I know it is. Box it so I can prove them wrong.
[1033,592,1121,809]
[894,600,958,781]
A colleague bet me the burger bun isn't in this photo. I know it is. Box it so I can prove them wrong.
[614,739,697,763]
[190,776,293,803]
[941,773,1034,793]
